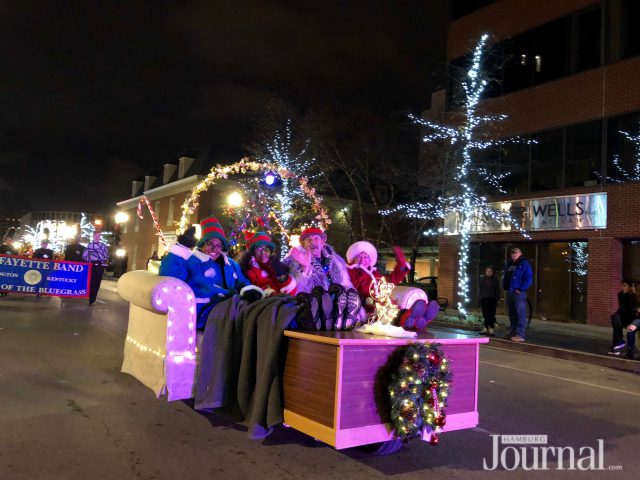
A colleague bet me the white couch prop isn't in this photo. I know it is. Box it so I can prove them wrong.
[389,285,429,310]
[117,270,197,401]
[117,270,429,401]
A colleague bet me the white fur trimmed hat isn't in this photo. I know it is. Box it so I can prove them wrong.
[346,241,377,266]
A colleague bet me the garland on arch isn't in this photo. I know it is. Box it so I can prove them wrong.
[388,342,452,445]
[177,158,331,239]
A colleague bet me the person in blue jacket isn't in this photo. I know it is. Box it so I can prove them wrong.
[188,216,259,329]
[502,247,533,342]
[158,226,197,281]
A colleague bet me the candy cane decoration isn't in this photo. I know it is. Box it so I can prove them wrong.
[137,196,167,249]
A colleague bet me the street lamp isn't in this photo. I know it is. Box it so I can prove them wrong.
[227,191,243,208]
[115,212,130,224]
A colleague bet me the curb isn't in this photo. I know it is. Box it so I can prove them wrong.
[429,322,640,374]
[485,338,640,374]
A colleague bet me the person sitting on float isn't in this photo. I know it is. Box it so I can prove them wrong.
[188,216,261,329]
[158,225,197,281]
[346,241,440,331]
[284,226,354,293]
[238,231,297,296]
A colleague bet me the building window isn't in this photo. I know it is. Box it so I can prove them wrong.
[132,245,138,271]
[450,6,605,100]
[607,111,640,182]
[565,120,602,187]
[620,0,640,60]
[134,214,140,232]
[451,0,497,20]
[500,141,530,195]
[532,18,569,86]
[531,129,564,191]
[569,6,602,73]
[501,31,533,95]
[167,198,175,227]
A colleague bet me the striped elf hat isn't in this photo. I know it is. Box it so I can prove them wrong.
[197,216,229,249]
[247,232,276,252]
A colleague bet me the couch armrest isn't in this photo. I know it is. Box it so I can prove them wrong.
[117,270,197,401]
[117,270,193,314]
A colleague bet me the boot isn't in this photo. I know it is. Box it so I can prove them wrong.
[328,284,347,330]
[295,292,318,330]
[344,288,362,330]
[311,286,333,330]
[399,300,427,330]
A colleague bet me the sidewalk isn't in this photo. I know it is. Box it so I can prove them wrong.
[430,314,640,374]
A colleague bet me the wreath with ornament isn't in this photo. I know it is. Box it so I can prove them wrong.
[388,342,452,445]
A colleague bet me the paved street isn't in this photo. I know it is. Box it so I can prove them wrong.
[1,282,640,479]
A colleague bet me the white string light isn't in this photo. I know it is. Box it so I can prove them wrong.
[383,34,532,316]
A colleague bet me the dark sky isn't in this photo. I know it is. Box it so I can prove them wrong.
[0,0,449,215]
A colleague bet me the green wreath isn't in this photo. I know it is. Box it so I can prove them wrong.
[388,342,452,444]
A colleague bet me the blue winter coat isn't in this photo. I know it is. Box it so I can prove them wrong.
[503,257,533,293]
[158,243,193,281]
[188,250,251,328]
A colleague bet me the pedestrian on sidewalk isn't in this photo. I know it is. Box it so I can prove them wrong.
[479,266,501,336]
[626,318,640,360]
[502,248,533,342]
[82,230,109,306]
[608,279,637,356]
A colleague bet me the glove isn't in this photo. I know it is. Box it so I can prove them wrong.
[393,246,410,271]
[242,288,263,303]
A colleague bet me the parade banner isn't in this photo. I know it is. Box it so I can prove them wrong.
[0,254,91,297]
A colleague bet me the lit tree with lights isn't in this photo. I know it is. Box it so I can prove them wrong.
[383,34,531,315]
[259,120,314,242]
[22,214,109,252]
[604,122,640,183]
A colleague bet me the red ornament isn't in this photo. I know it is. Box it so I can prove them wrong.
[435,414,446,427]
[429,433,440,446]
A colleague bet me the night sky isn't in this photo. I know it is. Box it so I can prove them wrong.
[0,0,449,215]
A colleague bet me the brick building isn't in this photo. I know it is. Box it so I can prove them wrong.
[438,0,640,326]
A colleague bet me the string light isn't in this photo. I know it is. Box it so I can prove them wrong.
[178,158,331,250]
[600,122,640,183]
[382,33,532,316]
[566,241,588,299]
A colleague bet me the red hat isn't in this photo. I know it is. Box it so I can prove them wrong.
[198,216,228,249]
[346,241,377,265]
[247,231,276,251]
[300,227,327,242]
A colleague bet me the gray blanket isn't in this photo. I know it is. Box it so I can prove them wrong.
[194,294,298,434]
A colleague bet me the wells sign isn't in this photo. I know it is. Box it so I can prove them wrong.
[444,193,607,234]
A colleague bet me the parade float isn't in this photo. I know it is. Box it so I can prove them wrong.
[117,158,488,454]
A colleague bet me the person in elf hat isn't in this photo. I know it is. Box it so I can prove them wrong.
[283,226,353,293]
[346,240,440,330]
[238,231,297,296]
[187,216,259,329]
[158,225,197,281]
